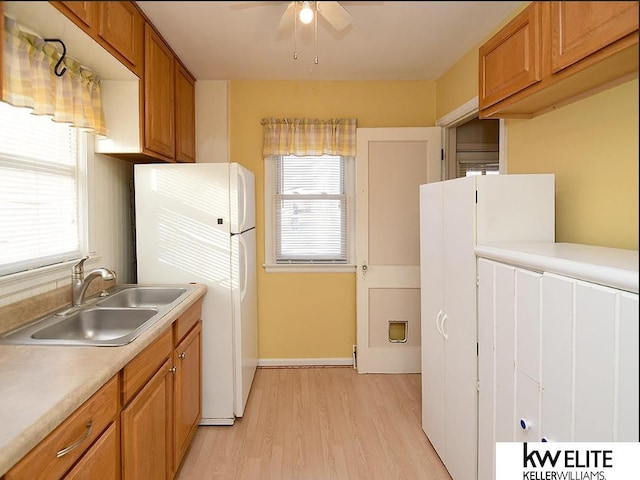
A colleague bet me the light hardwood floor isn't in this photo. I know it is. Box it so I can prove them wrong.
[176,367,452,480]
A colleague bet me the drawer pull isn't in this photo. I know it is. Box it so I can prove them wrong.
[56,421,93,458]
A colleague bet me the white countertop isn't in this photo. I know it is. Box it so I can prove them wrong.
[0,284,207,477]
[475,242,639,294]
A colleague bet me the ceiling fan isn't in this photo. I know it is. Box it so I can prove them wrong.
[277,1,353,34]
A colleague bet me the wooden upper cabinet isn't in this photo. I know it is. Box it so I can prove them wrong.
[144,24,176,161]
[479,2,541,110]
[551,1,640,73]
[59,1,98,29]
[98,2,144,77]
[175,62,196,163]
[479,1,639,119]
[51,1,144,78]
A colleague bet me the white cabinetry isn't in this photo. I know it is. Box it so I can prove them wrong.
[477,244,639,480]
[419,174,555,480]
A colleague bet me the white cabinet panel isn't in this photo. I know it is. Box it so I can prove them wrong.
[618,293,639,441]
[574,281,617,441]
[477,259,496,480]
[419,181,445,459]
[516,269,542,381]
[494,263,516,442]
[540,273,574,442]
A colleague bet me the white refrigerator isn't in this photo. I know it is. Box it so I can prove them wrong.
[134,162,258,425]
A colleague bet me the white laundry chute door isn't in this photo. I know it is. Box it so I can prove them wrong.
[355,127,441,373]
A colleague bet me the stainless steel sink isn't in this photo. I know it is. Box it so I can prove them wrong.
[0,284,197,347]
[31,307,158,343]
[97,287,187,308]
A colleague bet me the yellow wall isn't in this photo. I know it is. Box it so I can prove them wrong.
[507,79,639,249]
[435,11,638,251]
[229,80,436,359]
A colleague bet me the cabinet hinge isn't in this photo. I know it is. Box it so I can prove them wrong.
[476,275,480,286]
[475,190,478,203]
[477,380,480,392]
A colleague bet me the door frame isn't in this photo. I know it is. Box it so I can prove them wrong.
[355,126,441,373]
[436,96,508,179]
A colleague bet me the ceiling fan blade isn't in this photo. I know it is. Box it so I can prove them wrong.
[277,1,296,35]
[317,1,352,32]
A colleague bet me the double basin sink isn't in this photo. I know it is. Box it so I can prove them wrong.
[0,284,197,347]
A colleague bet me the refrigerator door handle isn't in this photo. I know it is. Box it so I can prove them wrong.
[238,234,249,301]
[238,167,248,232]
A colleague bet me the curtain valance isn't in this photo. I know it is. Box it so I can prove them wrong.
[2,16,107,136]
[261,118,357,157]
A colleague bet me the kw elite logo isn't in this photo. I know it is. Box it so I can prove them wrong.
[496,442,640,480]
[522,443,612,480]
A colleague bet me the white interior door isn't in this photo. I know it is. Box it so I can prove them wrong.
[356,127,441,373]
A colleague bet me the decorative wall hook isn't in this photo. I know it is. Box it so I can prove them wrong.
[43,38,67,77]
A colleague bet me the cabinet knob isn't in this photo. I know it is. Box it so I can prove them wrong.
[179,352,186,360]
[541,437,549,443]
[169,366,177,374]
[519,418,531,431]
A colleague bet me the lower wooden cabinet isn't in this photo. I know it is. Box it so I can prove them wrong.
[4,299,204,480]
[64,422,119,480]
[4,376,119,480]
[173,321,202,472]
[121,358,173,480]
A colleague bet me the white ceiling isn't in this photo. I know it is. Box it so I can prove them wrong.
[136,1,526,81]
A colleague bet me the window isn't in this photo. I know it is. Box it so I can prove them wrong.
[265,155,355,271]
[0,102,85,277]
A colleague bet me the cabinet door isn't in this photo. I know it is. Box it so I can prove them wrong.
[98,1,144,76]
[419,181,445,459]
[540,273,574,442]
[64,422,119,480]
[493,263,516,442]
[144,24,176,161]
[441,177,477,480]
[175,63,196,163]
[122,358,172,480]
[618,293,639,441]
[477,259,496,480]
[173,322,202,471]
[59,1,98,30]
[573,281,617,441]
[551,1,640,73]
[479,2,541,109]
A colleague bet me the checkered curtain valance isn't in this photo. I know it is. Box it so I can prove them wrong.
[261,118,357,157]
[2,16,107,136]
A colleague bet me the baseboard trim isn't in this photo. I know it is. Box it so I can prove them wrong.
[257,357,354,368]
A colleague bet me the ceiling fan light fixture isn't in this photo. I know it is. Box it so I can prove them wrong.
[299,1,314,25]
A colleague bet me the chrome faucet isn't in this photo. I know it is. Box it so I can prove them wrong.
[71,256,117,307]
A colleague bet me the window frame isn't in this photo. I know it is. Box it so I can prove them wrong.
[264,154,356,273]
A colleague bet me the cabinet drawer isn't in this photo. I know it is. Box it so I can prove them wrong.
[121,328,172,405]
[174,298,203,345]
[4,375,118,480]
[64,422,118,480]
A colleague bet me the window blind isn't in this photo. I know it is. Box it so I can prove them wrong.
[0,102,81,276]
[275,155,348,263]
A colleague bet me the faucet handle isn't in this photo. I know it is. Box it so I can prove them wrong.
[72,256,90,275]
